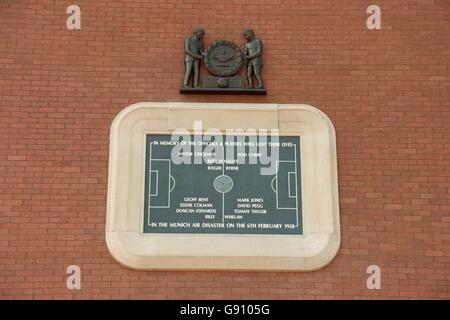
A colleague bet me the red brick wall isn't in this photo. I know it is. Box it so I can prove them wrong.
[0,0,449,299]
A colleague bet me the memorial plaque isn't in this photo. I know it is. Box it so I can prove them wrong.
[107,102,340,271]
[143,134,302,235]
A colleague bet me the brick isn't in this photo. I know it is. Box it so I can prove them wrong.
[0,0,448,300]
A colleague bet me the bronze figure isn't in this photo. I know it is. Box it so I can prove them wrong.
[183,28,205,88]
[243,29,264,89]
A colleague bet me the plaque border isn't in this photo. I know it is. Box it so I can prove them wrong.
[106,102,340,271]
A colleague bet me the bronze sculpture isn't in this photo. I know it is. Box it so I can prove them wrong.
[243,29,264,89]
[180,28,266,94]
[183,28,205,88]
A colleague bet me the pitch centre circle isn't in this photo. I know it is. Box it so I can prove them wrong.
[214,175,233,193]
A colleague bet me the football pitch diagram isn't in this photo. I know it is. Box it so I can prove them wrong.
[143,134,302,235]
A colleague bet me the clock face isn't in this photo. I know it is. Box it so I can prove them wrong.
[204,40,243,77]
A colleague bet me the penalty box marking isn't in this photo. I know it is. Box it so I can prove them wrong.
[147,154,172,225]
[149,170,158,196]
[288,172,296,198]
[148,159,171,208]
[275,160,298,210]
[274,143,299,226]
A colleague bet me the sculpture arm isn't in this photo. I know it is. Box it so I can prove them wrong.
[243,45,249,58]
[184,39,202,60]
[201,43,207,56]
[246,40,263,60]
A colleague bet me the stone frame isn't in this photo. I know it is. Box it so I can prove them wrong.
[106,102,340,271]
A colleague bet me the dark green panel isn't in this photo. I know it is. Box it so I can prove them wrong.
[143,134,302,235]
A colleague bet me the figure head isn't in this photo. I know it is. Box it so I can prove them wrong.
[193,28,205,40]
[243,29,255,41]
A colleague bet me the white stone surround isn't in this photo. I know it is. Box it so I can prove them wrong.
[106,102,340,271]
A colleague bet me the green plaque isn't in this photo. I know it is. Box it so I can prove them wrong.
[143,134,302,235]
